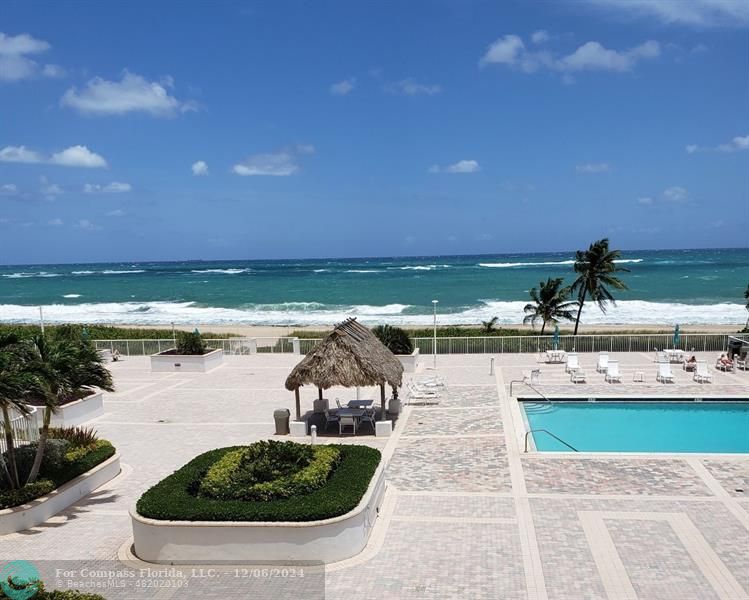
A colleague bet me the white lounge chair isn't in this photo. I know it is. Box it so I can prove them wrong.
[656,362,675,383]
[416,375,445,388]
[693,361,712,384]
[407,381,438,398]
[596,353,609,373]
[523,369,541,386]
[565,353,580,373]
[655,351,667,363]
[605,361,621,383]
[570,369,586,383]
[715,357,734,372]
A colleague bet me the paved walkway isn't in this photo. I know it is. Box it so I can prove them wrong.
[1,353,747,599]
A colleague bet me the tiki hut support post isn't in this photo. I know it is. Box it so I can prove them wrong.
[379,384,386,421]
[318,387,323,400]
[294,388,301,421]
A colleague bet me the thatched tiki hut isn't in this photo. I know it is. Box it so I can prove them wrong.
[285,318,404,422]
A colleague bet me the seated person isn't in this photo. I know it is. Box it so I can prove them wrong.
[112,348,121,362]
[685,355,697,370]
[719,353,733,367]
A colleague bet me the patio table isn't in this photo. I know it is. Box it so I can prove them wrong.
[336,408,365,419]
[347,399,374,408]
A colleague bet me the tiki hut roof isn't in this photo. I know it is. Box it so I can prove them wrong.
[285,318,404,391]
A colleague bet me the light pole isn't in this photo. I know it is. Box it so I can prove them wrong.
[432,299,438,369]
[39,306,45,336]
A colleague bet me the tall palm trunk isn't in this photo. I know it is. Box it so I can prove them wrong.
[1,405,20,489]
[26,400,53,485]
[541,321,547,335]
[573,288,587,336]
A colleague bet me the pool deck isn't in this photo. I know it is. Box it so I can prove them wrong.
[1,352,748,599]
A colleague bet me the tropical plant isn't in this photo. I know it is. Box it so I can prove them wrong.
[175,331,206,355]
[744,282,749,330]
[25,335,113,485]
[0,334,42,489]
[371,325,414,355]
[570,239,630,335]
[480,316,499,333]
[522,278,578,334]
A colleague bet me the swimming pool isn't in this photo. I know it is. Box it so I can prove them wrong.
[522,400,749,453]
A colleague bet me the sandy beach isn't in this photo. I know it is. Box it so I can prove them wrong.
[116,322,745,337]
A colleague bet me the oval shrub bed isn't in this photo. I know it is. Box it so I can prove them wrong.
[136,442,380,522]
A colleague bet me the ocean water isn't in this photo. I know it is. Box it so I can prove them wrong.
[0,248,747,326]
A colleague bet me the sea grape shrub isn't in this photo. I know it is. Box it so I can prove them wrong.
[175,331,206,355]
[372,325,414,355]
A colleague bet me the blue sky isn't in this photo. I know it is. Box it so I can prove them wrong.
[1,0,747,264]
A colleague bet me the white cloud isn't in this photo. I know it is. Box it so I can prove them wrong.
[41,63,65,78]
[385,77,442,96]
[61,71,195,117]
[330,78,355,95]
[50,145,107,168]
[0,145,43,164]
[106,209,125,217]
[663,186,688,202]
[0,183,18,194]
[48,218,63,226]
[83,181,131,193]
[637,196,653,205]
[688,134,749,153]
[75,219,100,231]
[576,162,611,173]
[431,160,480,174]
[582,0,749,27]
[0,32,56,82]
[531,30,550,44]
[191,160,208,176]
[0,144,107,168]
[559,40,660,72]
[232,145,313,176]
[480,33,660,76]
[42,183,63,196]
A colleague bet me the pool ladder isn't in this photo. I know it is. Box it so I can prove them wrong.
[524,429,579,453]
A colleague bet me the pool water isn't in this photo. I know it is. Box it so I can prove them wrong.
[523,401,749,453]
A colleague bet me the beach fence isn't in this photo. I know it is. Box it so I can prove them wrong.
[0,406,39,454]
[93,332,748,357]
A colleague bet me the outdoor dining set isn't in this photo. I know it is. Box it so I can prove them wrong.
[323,399,376,435]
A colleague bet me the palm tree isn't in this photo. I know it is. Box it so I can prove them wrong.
[480,316,499,334]
[0,334,41,489]
[523,278,578,334]
[25,335,113,485]
[570,238,629,335]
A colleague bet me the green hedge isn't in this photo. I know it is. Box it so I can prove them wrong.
[137,444,380,522]
[0,324,239,341]
[0,441,115,509]
[0,582,105,599]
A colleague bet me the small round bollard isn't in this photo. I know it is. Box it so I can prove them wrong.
[310,425,317,445]
[273,408,290,435]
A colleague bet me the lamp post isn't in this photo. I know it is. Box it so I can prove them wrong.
[39,306,45,336]
[432,299,438,369]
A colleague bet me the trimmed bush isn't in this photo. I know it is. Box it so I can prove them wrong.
[0,581,106,599]
[175,331,206,355]
[0,480,56,509]
[199,442,340,501]
[372,325,413,355]
[137,444,380,522]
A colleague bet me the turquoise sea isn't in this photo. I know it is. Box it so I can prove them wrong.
[0,248,747,326]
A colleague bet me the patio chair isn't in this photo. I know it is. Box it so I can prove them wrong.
[358,407,376,431]
[596,353,609,373]
[339,415,357,435]
[656,362,675,383]
[605,361,621,383]
[570,369,586,383]
[416,375,445,388]
[655,351,667,363]
[323,409,340,431]
[523,369,541,386]
[565,353,580,373]
[737,353,748,371]
[693,361,712,384]
[408,381,439,395]
[715,356,734,372]
[336,399,343,409]
[408,381,438,398]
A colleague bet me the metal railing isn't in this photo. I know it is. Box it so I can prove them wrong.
[412,332,747,355]
[91,332,747,357]
[0,406,39,454]
[524,429,578,453]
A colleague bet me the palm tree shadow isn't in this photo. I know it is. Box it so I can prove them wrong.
[15,490,121,535]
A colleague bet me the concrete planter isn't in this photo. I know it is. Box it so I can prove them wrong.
[150,348,223,373]
[0,453,121,535]
[50,391,104,427]
[130,460,386,564]
[397,348,420,373]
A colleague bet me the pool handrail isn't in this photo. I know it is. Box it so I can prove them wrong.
[524,429,579,453]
